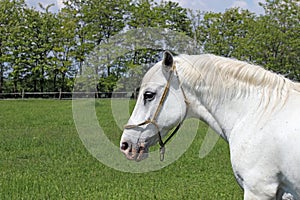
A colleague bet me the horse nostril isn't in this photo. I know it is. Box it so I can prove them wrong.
[121,142,129,151]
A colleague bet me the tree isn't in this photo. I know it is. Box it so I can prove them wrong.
[83,0,130,46]
[193,1,299,81]
[128,0,159,28]
[62,0,94,76]
[15,5,58,92]
[2,0,298,95]
[63,0,130,77]
[254,0,300,80]
[128,0,192,33]
[105,0,194,94]
[52,8,78,92]
[197,8,256,60]
[0,0,26,93]
[156,1,192,35]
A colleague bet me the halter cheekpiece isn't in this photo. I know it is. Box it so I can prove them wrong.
[124,63,189,161]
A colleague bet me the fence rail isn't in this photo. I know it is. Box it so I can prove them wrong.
[0,91,136,100]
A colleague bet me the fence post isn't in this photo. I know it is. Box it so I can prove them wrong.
[22,89,25,99]
[59,89,62,100]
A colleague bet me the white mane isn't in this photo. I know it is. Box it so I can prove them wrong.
[175,54,298,109]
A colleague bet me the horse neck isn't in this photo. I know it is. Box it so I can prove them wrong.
[177,54,290,141]
[177,59,264,142]
[183,83,262,142]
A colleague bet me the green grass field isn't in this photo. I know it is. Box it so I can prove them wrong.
[0,100,243,199]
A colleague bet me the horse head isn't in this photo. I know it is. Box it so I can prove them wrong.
[120,51,188,161]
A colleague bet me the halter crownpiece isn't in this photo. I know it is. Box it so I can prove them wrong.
[124,63,189,161]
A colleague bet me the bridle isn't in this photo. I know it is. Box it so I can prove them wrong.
[124,64,189,161]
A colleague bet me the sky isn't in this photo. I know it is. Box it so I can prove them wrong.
[25,0,266,14]
[25,0,61,12]
[170,0,266,14]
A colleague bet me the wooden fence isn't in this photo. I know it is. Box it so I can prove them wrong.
[0,90,136,100]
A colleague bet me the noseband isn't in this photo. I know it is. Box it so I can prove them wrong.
[124,64,189,161]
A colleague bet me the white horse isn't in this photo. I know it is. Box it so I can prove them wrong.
[120,51,300,200]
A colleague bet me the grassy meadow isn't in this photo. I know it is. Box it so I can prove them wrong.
[0,100,243,199]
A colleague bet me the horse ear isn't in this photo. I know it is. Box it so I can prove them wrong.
[162,51,174,70]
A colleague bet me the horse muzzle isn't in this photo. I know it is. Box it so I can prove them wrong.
[120,141,149,162]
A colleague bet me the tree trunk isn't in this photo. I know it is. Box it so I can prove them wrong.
[79,61,83,76]
[61,73,65,93]
[40,67,44,93]
[0,64,3,93]
[33,79,37,93]
[53,73,57,91]
[13,78,18,93]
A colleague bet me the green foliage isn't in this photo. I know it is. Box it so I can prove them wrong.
[98,74,119,94]
[0,0,26,93]
[256,0,300,80]
[0,0,299,93]
[197,8,257,59]
[128,0,191,33]
[192,1,300,80]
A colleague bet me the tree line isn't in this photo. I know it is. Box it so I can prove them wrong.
[0,0,299,94]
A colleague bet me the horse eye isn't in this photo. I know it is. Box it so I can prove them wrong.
[144,91,156,101]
